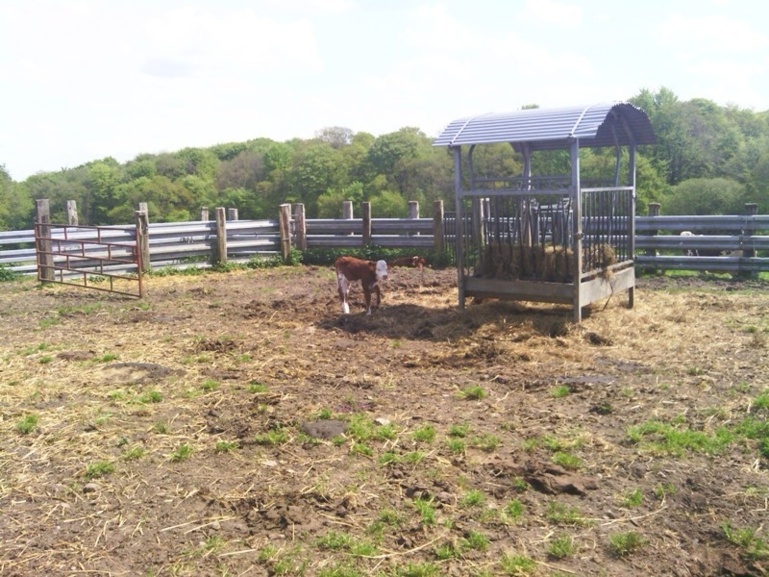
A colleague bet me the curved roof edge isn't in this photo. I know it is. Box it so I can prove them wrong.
[433,102,655,150]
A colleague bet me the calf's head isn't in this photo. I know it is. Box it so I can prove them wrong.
[372,259,388,283]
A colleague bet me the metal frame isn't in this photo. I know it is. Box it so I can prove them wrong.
[436,103,655,321]
[35,222,144,298]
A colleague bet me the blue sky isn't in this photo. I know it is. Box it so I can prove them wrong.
[2,0,768,181]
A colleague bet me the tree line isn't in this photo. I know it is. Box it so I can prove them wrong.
[1,87,768,231]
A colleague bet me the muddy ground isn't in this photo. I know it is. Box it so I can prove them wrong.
[0,266,767,577]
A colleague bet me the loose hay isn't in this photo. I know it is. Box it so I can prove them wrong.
[0,269,767,576]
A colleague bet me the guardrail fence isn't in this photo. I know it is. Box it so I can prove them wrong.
[1,200,768,281]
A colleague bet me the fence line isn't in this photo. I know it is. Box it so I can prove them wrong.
[1,200,768,276]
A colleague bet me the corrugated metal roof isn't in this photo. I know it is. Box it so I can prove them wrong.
[433,102,655,150]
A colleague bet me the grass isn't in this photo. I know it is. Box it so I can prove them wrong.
[609,531,647,556]
[459,385,487,400]
[547,535,577,559]
[546,501,590,527]
[412,424,436,443]
[16,414,38,434]
[722,523,769,560]
[622,489,644,507]
[171,444,193,462]
[254,427,289,446]
[500,554,536,576]
[551,384,571,398]
[84,460,115,479]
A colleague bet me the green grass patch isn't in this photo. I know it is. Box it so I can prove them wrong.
[609,531,647,557]
[16,414,38,435]
[459,385,487,400]
[84,460,115,479]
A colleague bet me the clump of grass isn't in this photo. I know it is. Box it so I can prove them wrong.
[552,451,582,470]
[459,385,487,400]
[546,501,590,527]
[137,390,163,404]
[171,444,193,462]
[622,488,644,507]
[547,535,576,559]
[470,433,500,452]
[16,414,38,435]
[392,562,439,577]
[39,355,54,364]
[448,423,470,437]
[215,440,238,453]
[462,530,490,552]
[500,554,536,575]
[502,499,525,523]
[413,497,436,526]
[447,438,466,454]
[254,427,288,446]
[121,446,145,461]
[412,424,436,443]
[551,385,571,398]
[460,489,485,508]
[95,352,119,362]
[248,381,268,393]
[201,379,220,392]
[627,419,733,455]
[609,531,647,556]
[84,460,115,479]
[722,523,769,560]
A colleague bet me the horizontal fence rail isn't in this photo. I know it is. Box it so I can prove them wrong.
[2,202,769,278]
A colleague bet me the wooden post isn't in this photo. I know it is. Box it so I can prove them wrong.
[66,200,79,226]
[278,203,292,262]
[293,203,307,251]
[35,199,54,283]
[342,200,353,220]
[362,202,372,246]
[227,208,239,221]
[138,202,149,223]
[200,207,209,221]
[433,200,445,253]
[408,201,419,219]
[646,202,661,259]
[135,210,151,273]
[214,207,227,266]
[742,202,758,278]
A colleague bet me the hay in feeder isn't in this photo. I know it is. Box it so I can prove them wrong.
[480,241,617,282]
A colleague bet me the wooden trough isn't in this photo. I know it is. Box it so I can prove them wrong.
[434,102,656,321]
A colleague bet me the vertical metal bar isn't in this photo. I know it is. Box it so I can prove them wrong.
[452,146,465,308]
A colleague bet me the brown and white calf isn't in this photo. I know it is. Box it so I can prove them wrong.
[334,256,389,315]
[389,255,427,271]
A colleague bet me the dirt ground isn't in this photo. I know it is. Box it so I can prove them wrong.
[0,265,767,577]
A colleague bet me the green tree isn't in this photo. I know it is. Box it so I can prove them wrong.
[0,165,34,230]
[664,177,745,215]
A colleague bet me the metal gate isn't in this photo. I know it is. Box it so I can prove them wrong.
[35,202,144,298]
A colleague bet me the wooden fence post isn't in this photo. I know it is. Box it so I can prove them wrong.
[35,199,54,283]
[135,210,151,273]
[200,207,209,221]
[362,202,372,246]
[408,201,419,219]
[214,207,228,266]
[293,203,307,251]
[279,203,292,262]
[644,202,661,274]
[227,208,239,221]
[433,200,445,253]
[66,200,79,226]
[138,202,149,223]
[342,201,353,220]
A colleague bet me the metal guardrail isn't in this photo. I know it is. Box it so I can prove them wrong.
[2,214,769,276]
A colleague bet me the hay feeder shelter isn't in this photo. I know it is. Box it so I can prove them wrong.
[434,102,656,321]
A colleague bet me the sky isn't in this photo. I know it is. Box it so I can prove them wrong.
[2,0,768,181]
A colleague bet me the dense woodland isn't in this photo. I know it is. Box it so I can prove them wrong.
[2,87,769,231]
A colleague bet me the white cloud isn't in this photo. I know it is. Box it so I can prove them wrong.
[657,13,768,55]
[524,0,582,28]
